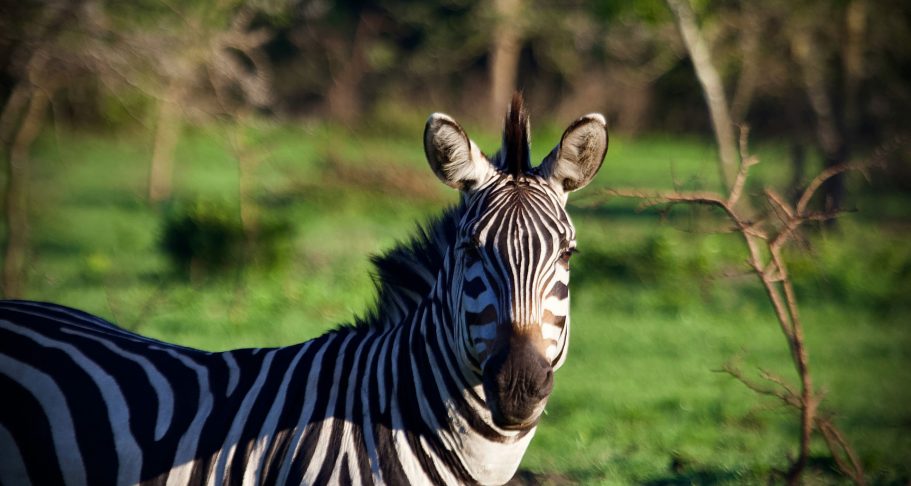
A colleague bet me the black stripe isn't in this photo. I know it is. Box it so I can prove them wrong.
[189,348,268,483]
[312,418,346,484]
[57,329,168,478]
[422,310,508,444]
[371,335,408,484]
[463,276,487,299]
[0,372,66,486]
[338,452,353,486]
[286,332,348,483]
[313,330,365,484]
[397,327,447,485]
[2,322,119,485]
[548,282,569,300]
[348,333,376,486]
[229,345,302,484]
[259,337,326,484]
[465,304,497,327]
[140,347,202,483]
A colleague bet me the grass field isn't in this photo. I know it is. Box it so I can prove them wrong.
[11,118,911,484]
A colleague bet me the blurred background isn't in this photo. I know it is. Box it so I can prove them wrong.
[1,0,909,484]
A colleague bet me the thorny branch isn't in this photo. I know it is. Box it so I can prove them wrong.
[592,130,888,485]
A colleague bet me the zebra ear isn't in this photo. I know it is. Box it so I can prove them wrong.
[424,113,493,191]
[539,113,608,194]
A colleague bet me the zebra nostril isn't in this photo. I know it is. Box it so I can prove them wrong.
[530,363,554,401]
[482,340,556,429]
[540,368,554,394]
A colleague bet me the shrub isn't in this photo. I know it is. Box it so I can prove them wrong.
[787,230,911,313]
[160,199,294,279]
[161,199,245,277]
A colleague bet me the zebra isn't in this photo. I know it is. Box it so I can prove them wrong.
[0,93,607,486]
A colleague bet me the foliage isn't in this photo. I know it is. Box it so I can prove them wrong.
[5,0,907,142]
[160,199,246,277]
[160,198,294,278]
[787,225,911,314]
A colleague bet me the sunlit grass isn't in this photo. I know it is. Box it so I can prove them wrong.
[18,122,911,484]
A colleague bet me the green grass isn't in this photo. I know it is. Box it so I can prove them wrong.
[12,121,911,484]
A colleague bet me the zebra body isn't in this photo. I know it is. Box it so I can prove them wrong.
[0,94,608,485]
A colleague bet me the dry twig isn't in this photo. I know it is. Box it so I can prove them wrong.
[593,138,877,485]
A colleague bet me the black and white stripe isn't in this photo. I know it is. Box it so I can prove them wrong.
[0,94,607,485]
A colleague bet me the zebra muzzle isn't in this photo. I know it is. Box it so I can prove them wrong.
[481,334,554,430]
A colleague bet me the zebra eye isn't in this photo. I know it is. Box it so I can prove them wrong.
[460,240,482,260]
[559,248,577,266]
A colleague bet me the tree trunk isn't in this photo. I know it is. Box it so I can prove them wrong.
[148,82,182,203]
[730,2,762,124]
[839,0,867,207]
[0,84,33,144]
[488,0,523,124]
[2,88,49,297]
[665,0,738,192]
[790,30,847,213]
[842,0,866,135]
[325,15,373,125]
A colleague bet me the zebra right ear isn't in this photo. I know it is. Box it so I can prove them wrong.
[539,113,608,195]
[424,113,493,191]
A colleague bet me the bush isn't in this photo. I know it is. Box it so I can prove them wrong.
[161,199,245,277]
[160,199,295,278]
[787,230,911,313]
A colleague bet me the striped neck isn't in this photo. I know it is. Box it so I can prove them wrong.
[373,250,537,484]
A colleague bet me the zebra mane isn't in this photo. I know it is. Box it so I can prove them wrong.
[351,92,530,330]
[501,92,531,177]
[352,203,463,330]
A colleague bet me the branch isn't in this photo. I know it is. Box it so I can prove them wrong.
[796,161,865,215]
[716,363,801,409]
[604,188,725,207]
[598,144,871,485]
[764,188,794,221]
[817,417,867,486]
[727,124,760,206]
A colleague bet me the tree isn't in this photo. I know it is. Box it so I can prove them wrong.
[0,0,84,297]
[488,0,524,122]
[664,0,738,191]
[785,0,869,214]
[142,5,278,202]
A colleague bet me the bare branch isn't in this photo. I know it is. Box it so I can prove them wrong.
[728,124,760,206]
[758,368,801,401]
[716,364,800,408]
[601,142,869,485]
[796,161,865,215]
[764,189,795,220]
[817,417,867,486]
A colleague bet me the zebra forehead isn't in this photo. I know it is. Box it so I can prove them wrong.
[466,177,574,245]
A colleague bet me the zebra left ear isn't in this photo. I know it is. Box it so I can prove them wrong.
[424,113,493,191]
[539,113,608,194]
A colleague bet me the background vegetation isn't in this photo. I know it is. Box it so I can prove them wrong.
[2,0,909,484]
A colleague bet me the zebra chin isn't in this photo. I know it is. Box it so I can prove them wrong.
[481,334,555,431]
[488,397,549,431]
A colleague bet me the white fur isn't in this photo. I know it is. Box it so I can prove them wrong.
[540,113,608,194]
[425,113,495,190]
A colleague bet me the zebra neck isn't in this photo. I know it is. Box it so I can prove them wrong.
[273,248,536,484]
[383,291,537,484]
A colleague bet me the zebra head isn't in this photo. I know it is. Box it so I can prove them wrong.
[423,94,607,430]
